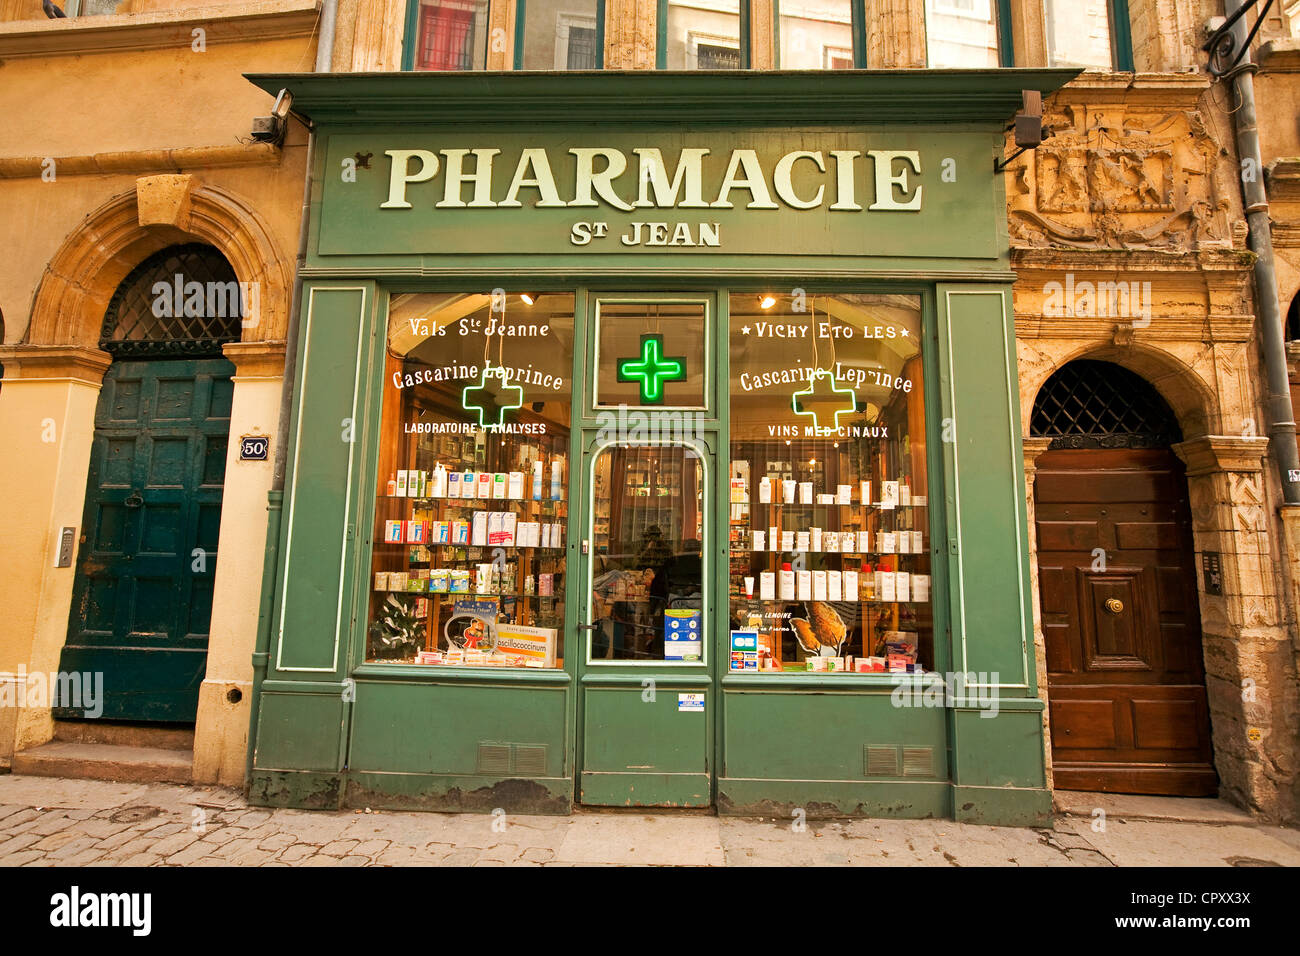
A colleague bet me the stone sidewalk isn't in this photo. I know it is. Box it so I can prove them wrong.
[0,774,1298,867]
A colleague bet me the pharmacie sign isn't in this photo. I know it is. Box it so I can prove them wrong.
[317,129,1000,259]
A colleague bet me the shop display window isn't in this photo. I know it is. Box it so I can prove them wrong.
[727,293,933,675]
[366,292,573,668]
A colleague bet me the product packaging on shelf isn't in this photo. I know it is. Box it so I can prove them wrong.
[752,530,765,552]
[447,471,461,499]
[799,481,813,504]
[837,484,852,505]
[812,570,827,601]
[541,523,552,548]
[881,480,898,510]
[912,530,924,553]
[913,574,931,602]
[828,570,842,601]
[508,471,524,499]
[779,564,795,601]
[430,464,447,498]
[539,573,554,596]
[404,520,427,544]
[781,530,795,552]
[501,512,517,546]
[551,460,563,500]
[532,461,544,500]
[373,571,389,591]
[475,472,492,500]
[471,512,488,546]
[797,569,811,601]
[759,571,776,601]
[810,527,822,551]
[880,571,897,602]
[896,571,911,602]
[844,569,859,601]
[899,482,911,507]
[860,481,871,506]
[796,531,810,553]
[487,512,505,545]
[491,473,507,499]
[758,477,771,503]
[396,470,409,497]
[768,526,779,551]
[383,520,403,543]
[825,531,839,553]
[452,520,469,544]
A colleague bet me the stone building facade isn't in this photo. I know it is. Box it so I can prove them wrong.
[1,0,1296,822]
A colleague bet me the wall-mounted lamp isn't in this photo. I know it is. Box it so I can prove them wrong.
[520,293,538,306]
[994,90,1046,173]
[759,295,777,310]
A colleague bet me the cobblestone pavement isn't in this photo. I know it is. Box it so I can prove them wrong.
[1,775,1298,867]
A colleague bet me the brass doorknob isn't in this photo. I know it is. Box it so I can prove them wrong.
[1104,598,1124,615]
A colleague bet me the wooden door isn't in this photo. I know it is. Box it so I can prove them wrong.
[1035,447,1216,796]
[59,358,234,722]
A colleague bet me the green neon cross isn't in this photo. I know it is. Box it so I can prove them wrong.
[462,365,524,428]
[791,368,858,432]
[617,334,686,404]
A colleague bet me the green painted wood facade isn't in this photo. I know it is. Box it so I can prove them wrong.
[245,71,1075,825]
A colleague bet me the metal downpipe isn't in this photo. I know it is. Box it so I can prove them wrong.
[1224,0,1300,503]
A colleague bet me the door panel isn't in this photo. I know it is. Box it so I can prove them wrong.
[576,436,715,807]
[1036,447,1216,796]
[59,358,233,722]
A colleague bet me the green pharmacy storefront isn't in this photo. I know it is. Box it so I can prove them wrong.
[245,71,1074,825]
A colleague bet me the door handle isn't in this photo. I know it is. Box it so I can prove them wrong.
[124,490,143,509]
[576,623,599,632]
[1104,598,1124,615]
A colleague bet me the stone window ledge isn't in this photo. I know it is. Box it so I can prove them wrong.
[0,0,319,59]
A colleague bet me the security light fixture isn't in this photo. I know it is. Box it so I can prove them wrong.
[251,88,293,144]
[520,293,538,305]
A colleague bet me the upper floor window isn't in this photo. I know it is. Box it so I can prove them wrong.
[776,0,855,69]
[1044,0,1131,70]
[518,0,606,69]
[407,0,490,70]
[661,0,747,69]
[925,0,1001,67]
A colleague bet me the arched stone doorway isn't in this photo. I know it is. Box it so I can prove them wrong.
[0,175,290,783]
[57,243,243,723]
[1030,359,1217,796]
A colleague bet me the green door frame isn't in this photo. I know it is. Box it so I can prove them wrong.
[570,289,722,806]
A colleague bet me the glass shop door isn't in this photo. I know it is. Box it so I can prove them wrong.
[573,295,718,807]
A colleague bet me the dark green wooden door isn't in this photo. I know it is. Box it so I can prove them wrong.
[59,358,234,722]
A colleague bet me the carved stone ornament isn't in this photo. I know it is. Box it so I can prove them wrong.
[1008,100,1235,252]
